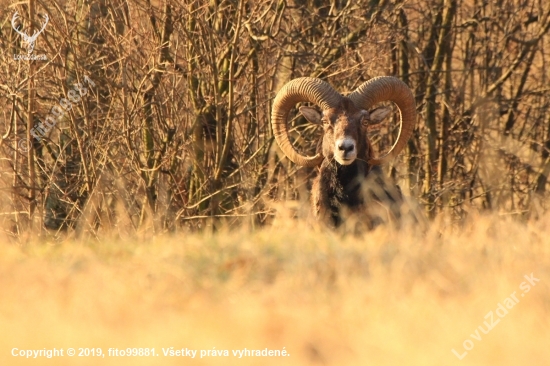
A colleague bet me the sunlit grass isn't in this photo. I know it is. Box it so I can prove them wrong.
[1,213,549,365]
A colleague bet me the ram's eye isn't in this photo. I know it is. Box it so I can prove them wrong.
[359,110,371,125]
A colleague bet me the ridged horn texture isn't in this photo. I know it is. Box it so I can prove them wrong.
[271,77,343,167]
[348,76,416,165]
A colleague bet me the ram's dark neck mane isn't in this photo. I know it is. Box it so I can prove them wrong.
[328,160,369,198]
[320,158,370,226]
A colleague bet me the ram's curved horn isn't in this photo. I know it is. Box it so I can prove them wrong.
[271,77,342,167]
[348,76,416,165]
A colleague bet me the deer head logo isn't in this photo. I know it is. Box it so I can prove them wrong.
[11,12,49,55]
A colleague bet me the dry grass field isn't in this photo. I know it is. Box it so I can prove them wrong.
[1,212,549,366]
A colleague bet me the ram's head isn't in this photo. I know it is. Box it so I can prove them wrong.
[271,77,416,167]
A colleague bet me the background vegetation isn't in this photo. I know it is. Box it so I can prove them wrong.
[2,0,550,236]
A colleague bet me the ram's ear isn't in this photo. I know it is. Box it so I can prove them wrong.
[368,107,391,125]
[299,106,322,124]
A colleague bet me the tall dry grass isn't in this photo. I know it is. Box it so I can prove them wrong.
[1,212,549,366]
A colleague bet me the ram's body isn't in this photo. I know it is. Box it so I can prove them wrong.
[271,77,416,227]
[312,161,404,227]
